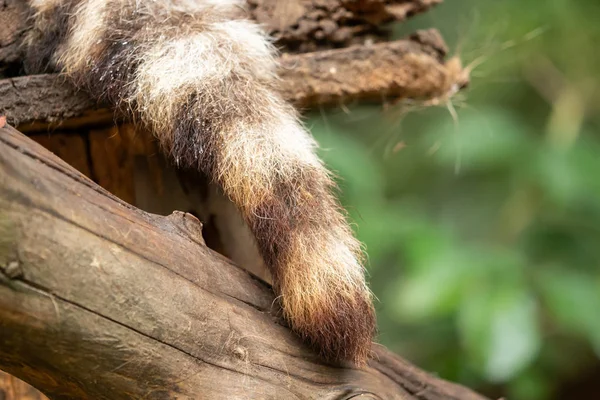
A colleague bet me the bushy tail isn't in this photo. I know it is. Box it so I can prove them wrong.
[26,0,376,364]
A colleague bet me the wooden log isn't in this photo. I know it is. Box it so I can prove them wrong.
[1,31,462,132]
[0,0,442,75]
[0,0,462,132]
[0,123,488,399]
[29,125,270,283]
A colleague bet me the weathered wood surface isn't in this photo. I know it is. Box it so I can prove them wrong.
[0,0,464,131]
[0,31,461,131]
[0,123,488,399]
[247,0,443,52]
[29,125,270,282]
[1,0,442,74]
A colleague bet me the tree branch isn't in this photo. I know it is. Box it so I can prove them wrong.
[0,0,442,72]
[0,0,464,132]
[0,124,487,399]
[1,30,460,131]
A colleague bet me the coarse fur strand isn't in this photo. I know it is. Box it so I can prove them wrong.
[25,0,376,364]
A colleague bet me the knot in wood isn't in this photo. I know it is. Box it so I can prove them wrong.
[164,211,205,245]
[1,260,22,279]
[232,346,248,362]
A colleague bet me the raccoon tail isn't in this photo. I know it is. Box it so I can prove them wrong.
[25,0,376,364]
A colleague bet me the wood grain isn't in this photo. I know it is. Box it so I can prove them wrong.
[0,123,488,399]
[30,132,92,179]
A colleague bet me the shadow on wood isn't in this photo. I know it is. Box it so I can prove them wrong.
[0,124,488,399]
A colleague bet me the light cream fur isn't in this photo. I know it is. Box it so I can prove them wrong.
[57,0,109,73]
[28,0,63,13]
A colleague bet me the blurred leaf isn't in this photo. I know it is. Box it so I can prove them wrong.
[538,269,600,355]
[458,284,541,382]
[508,367,554,400]
[353,205,431,270]
[393,244,468,320]
[532,137,600,208]
[310,118,385,202]
[426,108,533,171]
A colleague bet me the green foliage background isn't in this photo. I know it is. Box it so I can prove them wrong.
[308,1,600,398]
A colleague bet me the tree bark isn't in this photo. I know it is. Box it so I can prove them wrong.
[0,31,458,131]
[0,0,464,131]
[0,123,487,399]
[0,0,442,74]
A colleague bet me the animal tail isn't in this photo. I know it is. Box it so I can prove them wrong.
[25,0,376,364]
